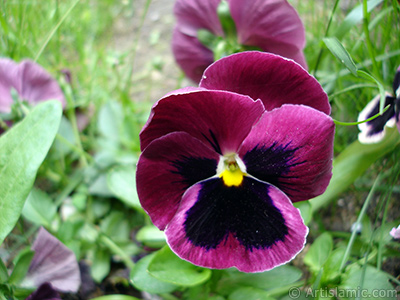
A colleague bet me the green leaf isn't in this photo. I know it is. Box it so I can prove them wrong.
[311,127,400,212]
[334,0,383,40]
[130,253,177,294]
[90,248,111,283]
[97,100,123,143]
[135,225,166,248]
[8,249,35,285]
[0,101,62,246]
[340,265,397,300]
[228,287,275,300]
[304,232,333,272]
[107,165,140,209]
[0,259,8,283]
[22,188,57,227]
[322,247,347,283]
[217,265,302,295]
[323,37,358,76]
[148,246,211,287]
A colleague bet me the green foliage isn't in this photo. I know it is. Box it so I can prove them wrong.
[0,101,62,246]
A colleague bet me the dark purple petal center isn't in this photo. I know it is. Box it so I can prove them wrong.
[183,177,288,251]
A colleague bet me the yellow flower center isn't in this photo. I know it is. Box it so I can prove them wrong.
[219,160,245,186]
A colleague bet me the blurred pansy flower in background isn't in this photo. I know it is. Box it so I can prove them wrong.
[0,58,65,131]
[26,283,61,300]
[136,52,335,272]
[172,0,307,82]
[358,66,400,143]
[22,227,81,293]
[390,225,400,239]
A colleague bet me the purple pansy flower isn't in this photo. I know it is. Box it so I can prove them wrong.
[23,227,81,292]
[136,52,335,272]
[172,0,307,82]
[358,66,400,143]
[0,58,65,115]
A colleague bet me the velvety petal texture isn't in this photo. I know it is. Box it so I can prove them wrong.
[137,52,334,272]
[26,283,61,300]
[137,132,220,230]
[239,105,334,202]
[24,227,81,293]
[140,90,265,152]
[165,177,308,272]
[200,52,330,114]
[172,0,307,82]
[0,58,65,113]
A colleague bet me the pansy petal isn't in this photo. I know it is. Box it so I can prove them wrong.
[17,60,66,107]
[229,0,307,69]
[136,132,220,230]
[139,90,265,153]
[357,94,396,144]
[173,0,223,37]
[239,104,334,202]
[26,283,61,300]
[0,58,20,113]
[25,228,81,292]
[200,51,330,114]
[172,28,214,83]
[165,176,308,272]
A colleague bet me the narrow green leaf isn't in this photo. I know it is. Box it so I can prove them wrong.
[0,259,8,283]
[323,37,358,76]
[90,248,111,283]
[310,127,400,212]
[148,246,211,287]
[8,250,35,285]
[0,101,62,246]
[334,0,383,40]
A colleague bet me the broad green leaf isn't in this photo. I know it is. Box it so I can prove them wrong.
[8,249,35,285]
[334,0,383,40]
[51,116,75,159]
[323,37,357,76]
[0,259,8,283]
[90,248,110,283]
[100,211,130,241]
[22,188,57,227]
[136,225,166,248]
[228,287,275,300]
[97,100,123,143]
[322,247,346,283]
[217,265,302,295]
[148,246,211,287]
[304,232,333,273]
[130,253,177,294]
[340,265,396,300]
[311,127,400,212]
[0,101,62,246]
[107,165,140,209]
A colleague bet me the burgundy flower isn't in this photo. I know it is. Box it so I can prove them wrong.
[0,58,65,114]
[23,227,81,292]
[358,66,400,143]
[172,0,307,82]
[136,52,334,272]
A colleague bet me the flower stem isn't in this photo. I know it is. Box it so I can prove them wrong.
[99,234,135,270]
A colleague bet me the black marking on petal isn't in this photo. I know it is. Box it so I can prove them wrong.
[171,156,217,188]
[201,129,222,154]
[242,142,304,189]
[365,95,395,137]
[184,177,288,251]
